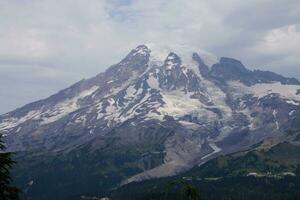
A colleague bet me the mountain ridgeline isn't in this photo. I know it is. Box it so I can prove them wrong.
[1,44,300,199]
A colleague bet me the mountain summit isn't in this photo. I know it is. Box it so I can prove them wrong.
[1,44,300,198]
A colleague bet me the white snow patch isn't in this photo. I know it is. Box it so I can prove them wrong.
[79,86,99,98]
[289,110,295,116]
[40,100,79,125]
[147,75,160,90]
[105,98,116,113]
[286,99,300,106]
[229,81,300,101]
[159,91,202,117]
[125,85,137,99]
[119,91,153,122]
[202,78,232,118]
[156,90,218,122]
[0,110,42,131]
[239,108,256,130]
[0,86,99,130]
[273,110,279,130]
[201,142,221,160]
[251,83,300,100]
[41,86,99,125]
[15,127,22,133]
[179,120,200,130]
[107,72,139,97]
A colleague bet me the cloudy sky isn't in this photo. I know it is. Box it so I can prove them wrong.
[0,0,300,114]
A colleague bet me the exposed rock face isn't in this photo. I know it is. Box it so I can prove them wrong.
[1,44,300,187]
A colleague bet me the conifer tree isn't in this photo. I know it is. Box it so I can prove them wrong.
[0,134,20,200]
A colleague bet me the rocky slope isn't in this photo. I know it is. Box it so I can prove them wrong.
[1,44,300,198]
[110,140,300,200]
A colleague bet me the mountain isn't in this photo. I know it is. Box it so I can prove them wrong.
[1,44,300,199]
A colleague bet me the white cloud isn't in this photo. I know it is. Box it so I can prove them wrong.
[256,24,300,64]
[0,0,300,113]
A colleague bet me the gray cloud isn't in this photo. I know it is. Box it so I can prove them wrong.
[0,0,300,113]
[224,0,300,30]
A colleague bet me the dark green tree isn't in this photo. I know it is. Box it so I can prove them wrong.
[0,134,20,200]
[164,180,203,200]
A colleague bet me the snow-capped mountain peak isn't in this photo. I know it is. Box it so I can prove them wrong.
[1,44,300,183]
[145,43,219,69]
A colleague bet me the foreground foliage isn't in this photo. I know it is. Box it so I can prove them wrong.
[0,135,20,200]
